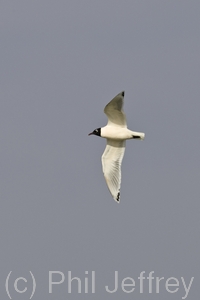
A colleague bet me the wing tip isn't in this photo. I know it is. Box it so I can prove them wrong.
[114,191,120,203]
[121,91,125,97]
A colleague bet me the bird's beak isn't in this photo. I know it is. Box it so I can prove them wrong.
[88,132,93,136]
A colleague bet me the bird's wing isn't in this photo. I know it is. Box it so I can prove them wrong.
[104,91,127,128]
[101,139,126,203]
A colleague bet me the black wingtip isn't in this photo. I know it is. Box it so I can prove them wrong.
[116,191,120,203]
[121,91,125,97]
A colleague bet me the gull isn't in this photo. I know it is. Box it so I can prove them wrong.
[89,91,145,203]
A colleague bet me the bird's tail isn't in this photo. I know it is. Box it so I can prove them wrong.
[131,131,145,140]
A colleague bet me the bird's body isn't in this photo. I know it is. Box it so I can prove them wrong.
[101,126,144,140]
[89,91,145,203]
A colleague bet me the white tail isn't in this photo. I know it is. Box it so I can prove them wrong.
[131,131,145,140]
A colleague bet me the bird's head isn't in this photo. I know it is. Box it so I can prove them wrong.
[88,128,101,137]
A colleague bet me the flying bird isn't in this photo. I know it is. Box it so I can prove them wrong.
[89,91,145,203]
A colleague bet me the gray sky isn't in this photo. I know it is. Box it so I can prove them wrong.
[0,1,200,299]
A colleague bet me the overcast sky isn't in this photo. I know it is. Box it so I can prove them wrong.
[0,1,200,299]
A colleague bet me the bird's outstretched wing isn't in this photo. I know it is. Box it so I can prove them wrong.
[104,91,127,128]
[101,139,126,203]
